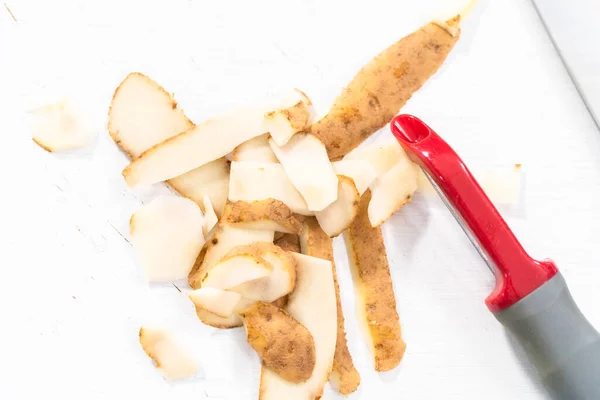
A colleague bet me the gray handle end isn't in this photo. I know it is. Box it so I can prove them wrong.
[494,273,600,400]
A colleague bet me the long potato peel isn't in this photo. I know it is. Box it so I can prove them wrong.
[345,190,406,371]
[310,21,461,159]
[299,217,360,395]
[259,253,337,400]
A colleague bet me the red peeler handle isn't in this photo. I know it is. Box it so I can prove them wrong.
[390,114,558,312]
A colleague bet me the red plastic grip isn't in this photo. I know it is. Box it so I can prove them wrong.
[390,115,558,312]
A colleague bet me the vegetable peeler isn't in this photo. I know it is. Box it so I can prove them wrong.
[390,114,600,400]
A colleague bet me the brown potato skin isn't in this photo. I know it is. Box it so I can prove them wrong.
[310,22,460,159]
[272,233,300,309]
[346,190,406,371]
[300,217,360,395]
[274,233,301,253]
[240,302,316,383]
[187,245,207,288]
[224,199,303,234]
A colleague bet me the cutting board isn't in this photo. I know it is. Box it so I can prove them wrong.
[1,0,600,399]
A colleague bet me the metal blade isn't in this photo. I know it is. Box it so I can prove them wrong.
[423,170,495,274]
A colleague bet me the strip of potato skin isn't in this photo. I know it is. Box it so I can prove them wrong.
[345,190,406,372]
[223,199,303,234]
[239,302,316,383]
[300,217,360,395]
[310,21,460,159]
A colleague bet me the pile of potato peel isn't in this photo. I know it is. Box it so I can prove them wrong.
[31,9,519,398]
[112,68,421,396]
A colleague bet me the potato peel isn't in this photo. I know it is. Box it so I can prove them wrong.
[188,222,275,290]
[223,199,303,234]
[130,196,205,282]
[259,253,337,400]
[200,249,272,290]
[265,92,313,146]
[122,90,310,187]
[201,195,219,236]
[229,242,297,302]
[310,22,461,159]
[139,327,197,380]
[229,161,312,215]
[240,302,316,383]
[332,160,377,195]
[314,175,360,237]
[232,134,278,163]
[368,156,419,227]
[269,134,338,212]
[31,99,95,152]
[169,158,231,218]
[346,190,406,371]
[188,287,243,318]
[299,217,360,395]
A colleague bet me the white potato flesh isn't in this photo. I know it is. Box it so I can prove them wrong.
[315,176,360,237]
[416,165,523,206]
[368,157,419,227]
[108,72,193,158]
[269,134,338,212]
[332,160,377,195]
[122,90,308,187]
[232,134,278,163]
[259,253,337,400]
[168,158,230,218]
[265,90,313,146]
[229,162,312,215]
[188,225,276,290]
[31,99,95,152]
[201,254,272,290]
[201,195,218,236]
[230,244,296,302]
[130,196,205,282]
[344,139,405,176]
[188,288,243,318]
[139,327,197,380]
[108,72,230,217]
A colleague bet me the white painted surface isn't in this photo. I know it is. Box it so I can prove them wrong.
[1,0,600,399]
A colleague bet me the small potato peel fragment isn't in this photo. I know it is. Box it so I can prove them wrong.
[130,196,205,282]
[139,327,197,380]
[269,133,339,212]
[314,175,360,237]
[228,242,297,302]
[31,99,95,152]
[240,302,316,383]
